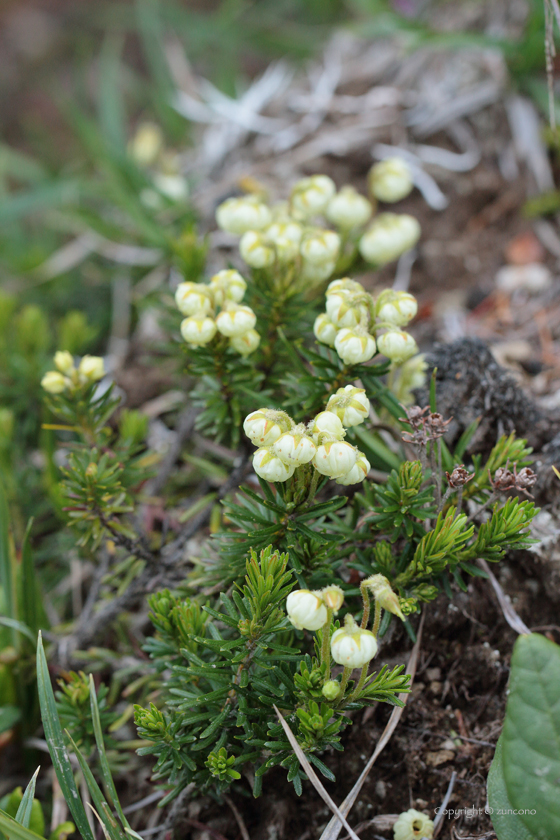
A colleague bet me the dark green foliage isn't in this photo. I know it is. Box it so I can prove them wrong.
[56,672,119,756]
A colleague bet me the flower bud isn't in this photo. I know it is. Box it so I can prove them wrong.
[311,411,345,442]
[54,351,74,374]
[326,278,364,296]
[359,213,420,266]
[272,431,316,466]
[129,122,164,166]
[321,585,344,612]
[322,680,341,701]
[314,440,357,478]
[153,173,188,202]
[326,385,370,427]
[216,195,272,235]
[286,589,328,630]
[41,371,66,394]
[376,329,418,364]
[368,157,413,203]
[330,614,378,669]
[336,453,371,486]
[375,290,418,327]
[216,304,256,337]
[393,809,434,840]
[290,175,336,218]
[300,229,340,266]
[180,314,217,346]
[209,269,247,306]
[300,259,336,284]
[243,409,293,446]
[326,290,367,329]
[326,186,373,229]
[364,574,405,621]
[239,230,275,268]
[266,220,303,262]
[334,328,376,365]
[79,355,105,382]
[313,313,338,347]
[253,448,295,483]
[175,282,213,316]
[229,329,260,356]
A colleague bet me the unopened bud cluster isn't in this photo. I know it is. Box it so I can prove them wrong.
[128,122,189,206]
[41,352,105,394]
[314,279,419,366]
[243,386,371,484]
[175,269,260,356]
[215,161,420,286]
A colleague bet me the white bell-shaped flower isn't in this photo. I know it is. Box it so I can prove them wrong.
[377,329,418,364]
[79,356,105,382]
[330,614,378,669]
[180,315,217,346]
[252,448,295,483]
[313,440,357,478]
[326,186,373,229]
[216,195,272,235]
[336,453,371,485]
[326,278,365,296]
[300,259,336,284]
[54,351,74,374]
[272,431,316,466]
[311,411,345,442]
[229,329,260,356]
[313,313,338,348]
[368,157,413,203]
[239,230,275,268]
[375,290,417,327]
[286,589,328,631]
[326,385,370,427]
[300,229,340,265]
[243,409,293,446]
[266,220,303,263]
[359,213,420,266]
[334,328,376,365]
[41,371,67,394]
[325,290,365,329]
[290,175,336,218]
[209,270,247,307]
[393,809,434,840]
[215,305,256,338]
[175,282,213,317]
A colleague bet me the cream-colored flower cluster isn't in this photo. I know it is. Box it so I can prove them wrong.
[41,352,105,394]
[215,159,420,283]
[175,269,260,356]
[128,122,188,205]
[314,279,419,366]
[243,385,371,485]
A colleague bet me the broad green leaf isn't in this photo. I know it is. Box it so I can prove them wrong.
[0,812,44,840]
[0,618,35,645]
[488,738,536,840]
[502,634,560,840]
[36,634,95,840]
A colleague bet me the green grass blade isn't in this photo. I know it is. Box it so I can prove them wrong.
[98,35,127,156]
[36,633,95,840]
[64,730,124,840]
[88,675,130,831]
[0,476,16,645]
[20,519,40,639]
[0,812,44,840]
[0,618,35,645]
[14,768,40,828]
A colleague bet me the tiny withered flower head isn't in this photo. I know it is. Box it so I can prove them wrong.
[424,411,452,440]
[445,464,474,488]
[514,466,537,492]
[491,466,516,491]
[368,157,414,204]
[54,350,74,374]
[334,327,377,365]
[326,385,370,428]
[330,614,378,669]
[41,370,67,394]
[320,585,344,612]
[400,404,430,429]
[364,574,405,621]
[393,808,434,840]
[286,589,328,631]
[326,185,373,229]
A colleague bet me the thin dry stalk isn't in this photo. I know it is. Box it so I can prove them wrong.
[477,558,530,635]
